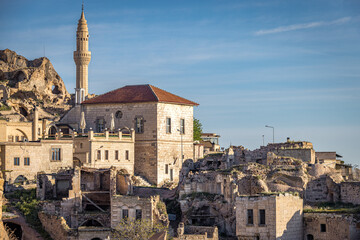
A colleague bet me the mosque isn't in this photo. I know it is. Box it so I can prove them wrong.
[61,6,199,185]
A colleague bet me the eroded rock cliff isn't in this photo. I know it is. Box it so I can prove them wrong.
[0,49,72,121]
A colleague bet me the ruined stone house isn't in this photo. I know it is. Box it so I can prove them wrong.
[37,166,168,240]
[304,212,360,240]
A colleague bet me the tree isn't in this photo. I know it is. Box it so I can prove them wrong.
[193,118,203,141]
[112,218,167,240]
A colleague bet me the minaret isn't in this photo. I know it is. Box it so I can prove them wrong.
[74,4,91,104]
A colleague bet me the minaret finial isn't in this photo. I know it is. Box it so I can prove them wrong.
[82,0,84,12]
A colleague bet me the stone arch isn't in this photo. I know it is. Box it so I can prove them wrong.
[48,125,58,137]
[80,219,104,227]
[306,234,314,240]
[120,127,131,134]
[15,128,28,141]
[14,175,28,184]
[0,84,9,102]
[14,70,27,82]
[73,157,82,168]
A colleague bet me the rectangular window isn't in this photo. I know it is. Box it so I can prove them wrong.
[122,209,129,219]
[170,169,173,181]
[96,118,105,133]
[14,157,20,166]
[97,150,101,160]
[166,117,171,133]
[180,118,185,134]
[321,224,326,232]
[24,157,30,166]
[136,209,142,220]
[135,117,144,133]
[125,150,129,160]
[247,209,254,225]
[165,164,169,174]
[105,150,109,160]
[51,148,61,161]
[259,209,265,225]
[115,150,119,160]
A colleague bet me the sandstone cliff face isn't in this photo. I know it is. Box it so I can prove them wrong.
[0,49,72,121]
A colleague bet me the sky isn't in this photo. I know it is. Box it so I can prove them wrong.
[1,0,360,166]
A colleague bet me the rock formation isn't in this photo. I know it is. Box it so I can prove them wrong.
[0,49,72,122]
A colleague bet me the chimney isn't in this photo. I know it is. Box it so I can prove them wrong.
[32,106,39,141]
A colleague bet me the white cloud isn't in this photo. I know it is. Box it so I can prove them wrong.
[255,17,351,35]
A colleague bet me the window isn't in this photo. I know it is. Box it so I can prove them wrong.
[51,148,61,161]
[125,150,129,160]
[97,150,101,160]
[170,169,173,181]
[165,164,169,174]
[180,118,185,134]
[105,150,109,160]
[80,143,83,149]
[166,118,171,133]
[247,209,254,225]
[24,157,30,166]
[122,209,129,219]
[321,224,326,232]
[115,150,119,160]
[136,209,142,220]
[259,209,265,225]
[96,118,105,132]
[14,157,20,166]
[135,117,144,133]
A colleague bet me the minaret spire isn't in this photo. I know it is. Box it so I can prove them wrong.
[73,3,91,104]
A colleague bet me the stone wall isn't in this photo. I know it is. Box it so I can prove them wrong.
[38,211,74,240]
[111,195,158,228]
[0,139,73,184]
[174,223,219,240]
[274,148,315,164]
[236,194,303,240]
[340,182,360,205]
[305,176,340,203]
[304,212,360,240]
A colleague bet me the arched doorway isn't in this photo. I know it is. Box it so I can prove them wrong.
[48,126,57,137]
[14,175,27,185]
[73,157,82,168]
[307,234,314,240]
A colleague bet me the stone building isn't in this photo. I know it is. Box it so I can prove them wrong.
[73,128,135,174]
[174,222,218,240]
[200,133,221,154]
[61,84,198,185]
[37,167,168,240]
[236,193,303,240]
[0,139,73,185]
[304,212,360,240]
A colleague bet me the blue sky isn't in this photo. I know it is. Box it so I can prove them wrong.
[1,0,360,166]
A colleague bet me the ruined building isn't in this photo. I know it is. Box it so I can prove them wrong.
[37,167,168,240]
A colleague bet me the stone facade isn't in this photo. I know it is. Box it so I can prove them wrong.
[0,139,73,184]
[62,101,194,185]
[304,212,360,240]
[305,175,341,203]
[340,182,360,205]
[236,194,303,240]
[73,129,135,174]
[174,223,219,240]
